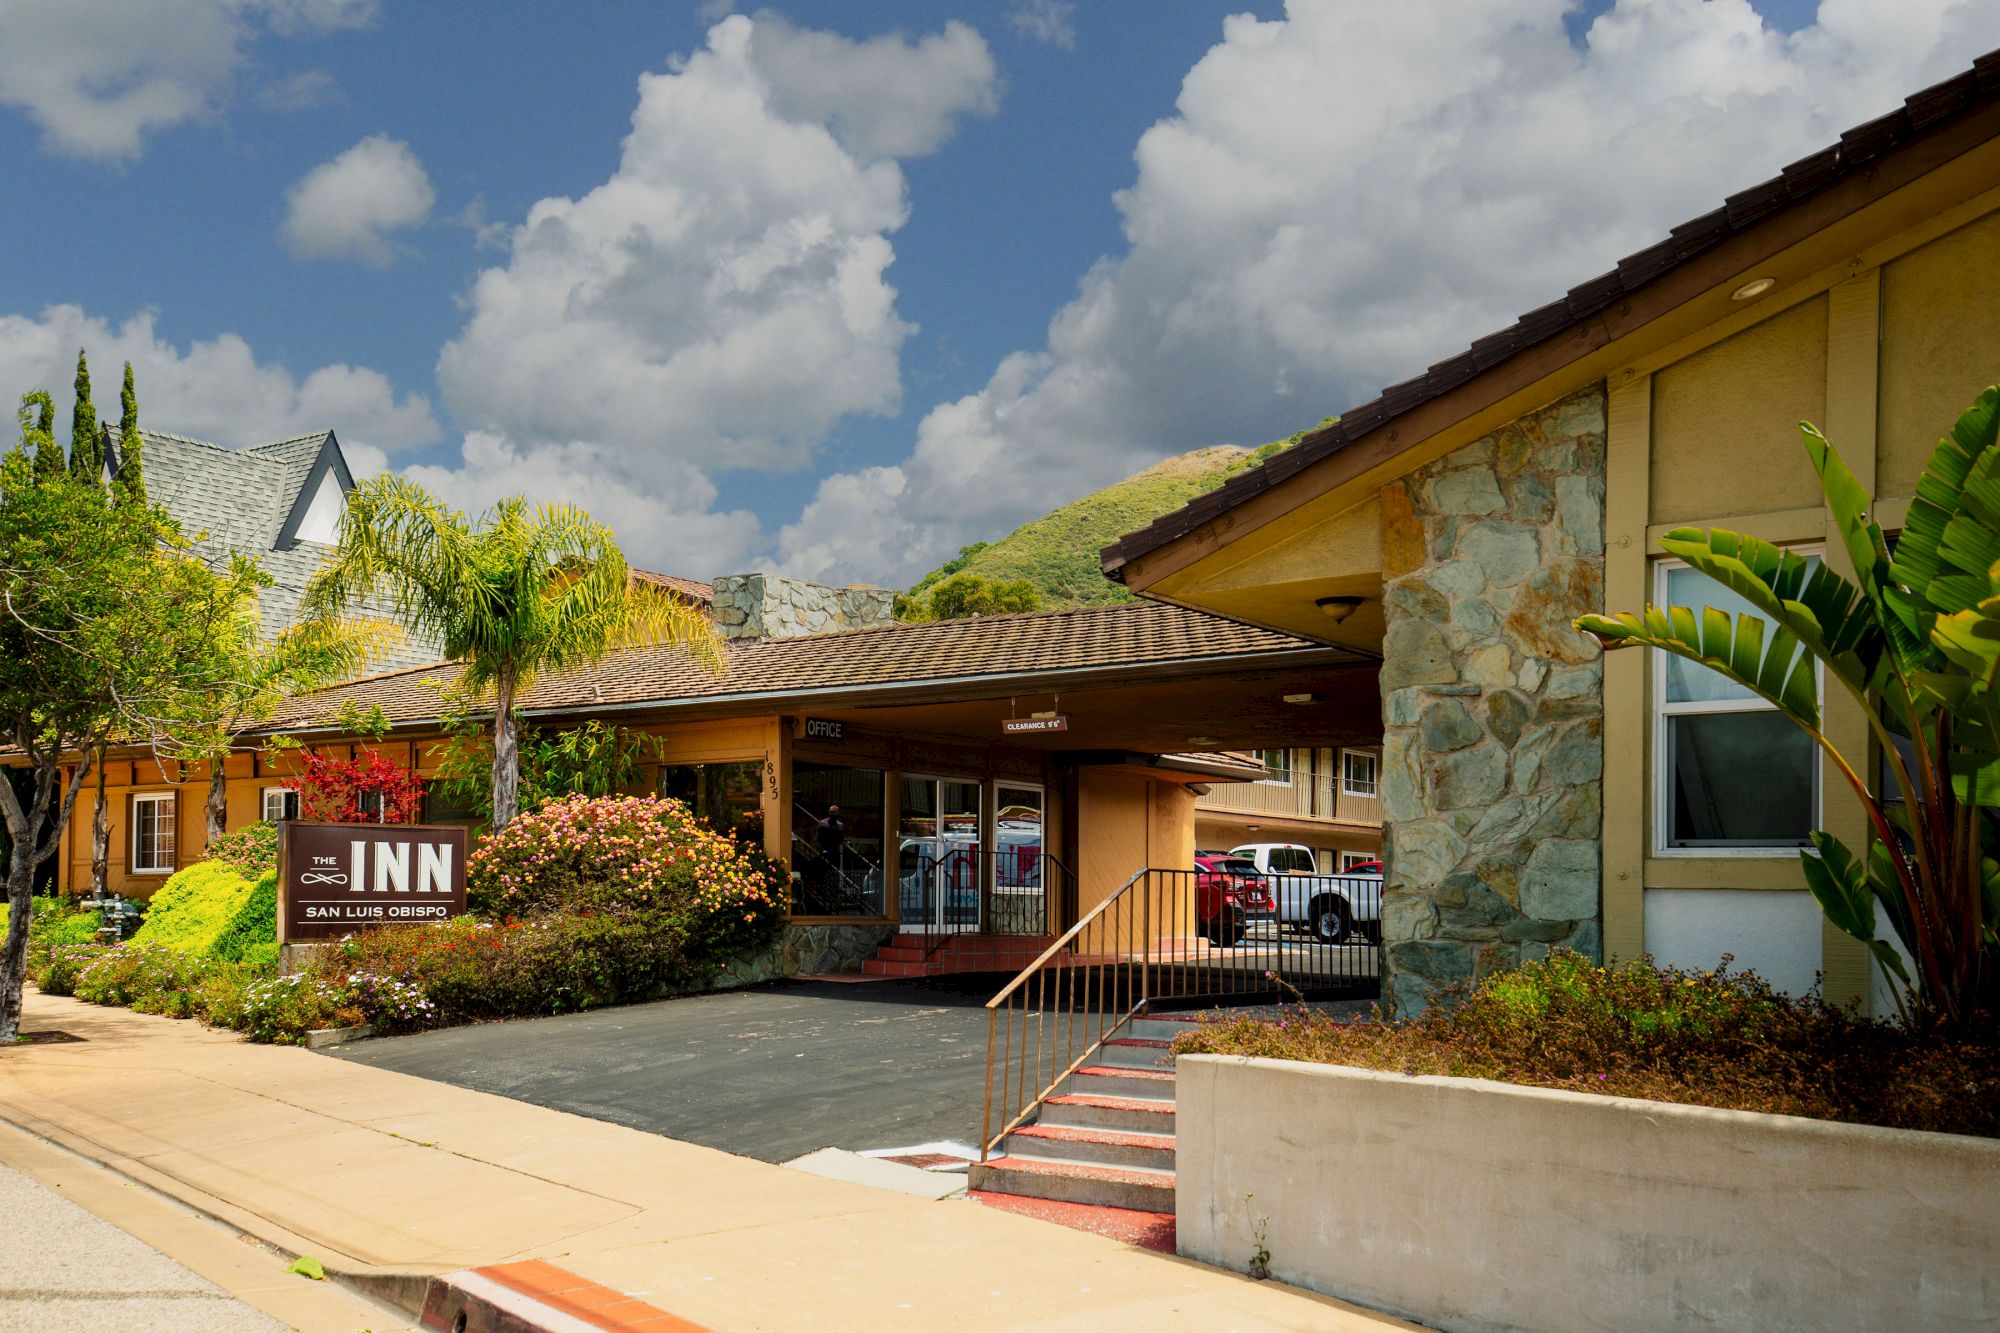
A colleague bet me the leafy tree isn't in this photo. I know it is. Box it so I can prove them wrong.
[301,476,719,830]
[923,572,1043,620]
[1579,386,2000,1030]
[67,351,100,483]
[165,615,401,848]
[0,393,256,1040]
[21,393,61,481]
[113,362,144,506]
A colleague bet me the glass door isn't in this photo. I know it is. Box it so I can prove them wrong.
[898,775,983,932]
[990,785,1046,934]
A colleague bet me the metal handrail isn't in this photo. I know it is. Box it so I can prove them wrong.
[979,864,1382,1160]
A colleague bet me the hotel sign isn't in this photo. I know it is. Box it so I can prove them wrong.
[1003,715,1070,735]
[278,822,469,943]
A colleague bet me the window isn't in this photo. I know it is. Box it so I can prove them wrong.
[419,788,478,825]
[661,761,764,847]
[1340,750,1378,798]
[1267,846,1315,875]
[1256,749,1293,785]
[793,762,888,917]
[262,787,299,823]
[1654,557,1820,852]
[1340,851,1377,872]
[130,793,176,874]
[356,790,387,823]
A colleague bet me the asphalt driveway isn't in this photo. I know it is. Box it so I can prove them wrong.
[325,978,998,1162]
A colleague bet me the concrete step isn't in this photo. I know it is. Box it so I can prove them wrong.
[1068,1065,1176,1102]
[1004,1124,1175,1172]
[1094,1036,1175,1070]
[1126,1015,1205,1043]
[1039,1093,1177,1135]
[860,959,934,978]
[968,1156,1175,1214]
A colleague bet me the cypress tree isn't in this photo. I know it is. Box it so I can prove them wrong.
[113,363,145,506]
[20,391,62,480]
[67,351,101,483]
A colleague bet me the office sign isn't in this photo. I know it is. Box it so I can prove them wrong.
[1003,715,1070,735]
[278,822,469,942]
[802,717,846,742]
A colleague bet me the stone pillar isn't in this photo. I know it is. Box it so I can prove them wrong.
[1378,386,1607,1015]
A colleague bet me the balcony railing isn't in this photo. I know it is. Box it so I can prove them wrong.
[1196,778,1382,826]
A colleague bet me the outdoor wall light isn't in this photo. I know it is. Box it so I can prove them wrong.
[1186,735,1220,746]
[1315,595,1365,623]
[1730,276,1777,301]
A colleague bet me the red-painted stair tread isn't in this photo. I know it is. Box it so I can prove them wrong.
[1075,1064,1176,1082]
[969,1191,1176,1253]
[1044,1093,1175,1115]
[1102,1036,1174,1049]
[981,1156,1175,1186]
[1013,1124,1175,1150]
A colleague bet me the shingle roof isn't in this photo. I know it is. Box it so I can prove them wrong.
[1102,50,2000,577]
[134,428,441,671]
[267,600,1354,732]
[633,568,714,603]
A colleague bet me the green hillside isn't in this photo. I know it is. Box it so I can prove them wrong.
[899,426,1320,618]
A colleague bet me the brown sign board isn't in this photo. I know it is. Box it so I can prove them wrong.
[802,716,846,741]
[1003,715,1070,735]
[278,822,470,943]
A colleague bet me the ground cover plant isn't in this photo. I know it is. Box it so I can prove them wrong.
[2,895,103,975]
[128,861,278,969]
[1175,951,2000,1138]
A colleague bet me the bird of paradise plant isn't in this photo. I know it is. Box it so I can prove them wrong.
[1577,386,2000,1030]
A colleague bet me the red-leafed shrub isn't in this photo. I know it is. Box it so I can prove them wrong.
[285,749,425,824]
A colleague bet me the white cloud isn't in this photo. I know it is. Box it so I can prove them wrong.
[1010,0,1076,52]
[777,0,2000,586]
[0,304,439,460]
[0,0,374,160]
[257,69,341,111]
[282,135,436,266]
[421,12,997,574]
[743,13,999,159]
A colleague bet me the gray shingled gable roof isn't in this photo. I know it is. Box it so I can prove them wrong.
[120,428,440,671]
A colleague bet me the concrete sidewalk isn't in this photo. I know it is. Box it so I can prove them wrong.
[0,992,1405,1332]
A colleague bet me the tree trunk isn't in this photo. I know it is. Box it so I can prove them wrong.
[1,845,33,1042]
[206,751,228,849]
[490,663,519,832]
[90,753,109,897]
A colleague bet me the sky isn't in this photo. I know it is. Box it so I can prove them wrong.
[1,0,1995,588]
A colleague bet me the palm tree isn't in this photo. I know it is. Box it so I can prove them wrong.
[302,477,720,829]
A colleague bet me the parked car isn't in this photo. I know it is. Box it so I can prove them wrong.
[1193,852,1275,947]
[1229,842,1381,944]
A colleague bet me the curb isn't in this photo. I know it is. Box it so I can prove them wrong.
[304,1022,375,1049]
[420,1262,708,1332]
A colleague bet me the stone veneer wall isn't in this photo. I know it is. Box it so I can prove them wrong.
[710,923,896,988]
[1378,385,1607,1015]
[710,573,898,641]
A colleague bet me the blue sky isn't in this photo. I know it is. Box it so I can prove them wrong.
[0,0,1989,584]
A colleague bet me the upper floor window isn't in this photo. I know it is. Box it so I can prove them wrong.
[1654,556,1820,853]
[131,792,177,874]
[1256,749,1293,785]
[1340,750,1378,798]
[262,787,299,823]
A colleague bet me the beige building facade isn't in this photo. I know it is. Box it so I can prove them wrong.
[1105,61,2000,1014]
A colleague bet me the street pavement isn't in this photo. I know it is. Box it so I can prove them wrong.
[328,978,994,1161]
[0,1161,287,1333]
[0,989,1410,1332]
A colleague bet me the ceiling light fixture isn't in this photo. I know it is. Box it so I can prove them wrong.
[1315,595,1365,624]
[1186,735,1219,746]
[1282,693,1319,705]
[1730,276,1777,301]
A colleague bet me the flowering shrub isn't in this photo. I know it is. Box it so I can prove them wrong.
[129,863,276,964]
[69,943,219,1011]
[206,821,279,877]
[37,942,112,996]
[343,971,437,1034]
[468,794,783,971]
[1174,951,2000,1139]
[4,896,104,972]
[213,973,359,1045]
[284,749,425,824]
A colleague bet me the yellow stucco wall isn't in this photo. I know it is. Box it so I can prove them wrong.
[1877,207,2000,499]
[1648,294,1829,526]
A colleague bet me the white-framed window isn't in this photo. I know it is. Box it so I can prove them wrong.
[130,792,177,874]
[1340,749,1379,798]
[1653,554,1821,855]
[262,787,300,823]
[1340,850,1377,872]
[1256,748,1293,785]
[357,790,387,823]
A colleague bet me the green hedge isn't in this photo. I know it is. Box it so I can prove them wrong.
[128,861,277,964]
[2,896,102,971]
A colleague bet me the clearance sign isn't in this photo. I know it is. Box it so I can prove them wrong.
[278,822,470,942]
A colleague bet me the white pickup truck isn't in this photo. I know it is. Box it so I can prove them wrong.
[1229,843,1382,945]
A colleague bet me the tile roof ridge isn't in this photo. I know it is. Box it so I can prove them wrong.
[247,431,333,452]
[745,598,1192,645]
